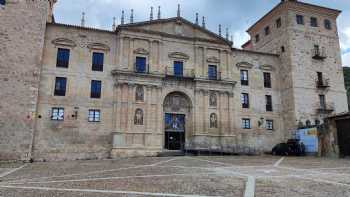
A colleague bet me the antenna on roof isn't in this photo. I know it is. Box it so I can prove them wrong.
[219,24,222,37]
[177,4,180,17]
[202,16,206,28]
[130,9,134,23]
[150,6,153,21]
[195,13,199,25]
[81,12,85,27]
[112,17,116,31]
[157,6,161,19]
[121,10,125,25]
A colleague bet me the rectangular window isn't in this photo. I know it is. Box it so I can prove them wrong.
[317,72,323,84]
[135,56,147,73]
[296,15,304,25]
[51,107,64,121]
[208,65,217,80]
[319,95,326,109]
[276,18,282,28]
[266,95,273,112]
[310,17,318,27]
[324,19,332,30]
[56,48,70,68]
[241,93,249,109]
[240,70,249,86]
[174,61,183,77]
[263,72,272,88]
[54,77,67,96]
[242,119,251,129]
[255,34,260,43]
[266,120,274,130]
[92,52,104,71]
[264,26,270,36]
[88,109,100,122]
[91,80,102,99]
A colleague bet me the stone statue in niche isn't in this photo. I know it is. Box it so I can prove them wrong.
[134,109,143,125]
[135,85,144,101]
[209,92,217,107]
[210,113,218,128]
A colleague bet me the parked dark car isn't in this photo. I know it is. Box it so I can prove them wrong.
[272,139,306,156]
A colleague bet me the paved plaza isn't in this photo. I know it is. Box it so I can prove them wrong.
[0,156,350,197]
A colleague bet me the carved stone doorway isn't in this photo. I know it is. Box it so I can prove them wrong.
[163,92,192,151]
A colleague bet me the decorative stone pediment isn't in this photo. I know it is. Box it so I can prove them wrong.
[259,64,275,71]
[168,52,190,60]
[134,48,149,55]
[236,62,254,69]
[87,43,110,52]
[51,38,77,48]
[207,56,220,63]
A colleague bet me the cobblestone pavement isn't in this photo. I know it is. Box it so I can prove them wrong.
[0,156,349,197]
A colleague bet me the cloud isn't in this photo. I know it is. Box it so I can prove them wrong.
[343,52,350,67]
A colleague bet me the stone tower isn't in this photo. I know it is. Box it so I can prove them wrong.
[245,0,348,136]
[0,0,56,160]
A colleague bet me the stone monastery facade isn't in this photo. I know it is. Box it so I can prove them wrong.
[0,0,348,161]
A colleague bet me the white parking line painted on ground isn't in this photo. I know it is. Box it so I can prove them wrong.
[186,157,232,166]
[243,176,255,197]
[0,185,220,197]
[8,172,221,185]
[0,164,27,178]
[5,157,179,184]
[273,157,285,167]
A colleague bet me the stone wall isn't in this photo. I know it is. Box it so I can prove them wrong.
[0,0,50,161]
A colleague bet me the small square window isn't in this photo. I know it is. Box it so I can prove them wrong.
[242,119,251,129]
[296,15,304,25]
[310,17,318,27]
[266,120,274,130]
[92,52,104,71]
[56,48,70,68]
[264,26,270,36]
[255,34,260,43]
[324,19,332,30]
[88,109,100,122]
[91,80,102,99]
[276,18,282,28]
[51,107,64,121]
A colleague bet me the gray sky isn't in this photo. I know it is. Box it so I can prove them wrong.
[54,0,350,66]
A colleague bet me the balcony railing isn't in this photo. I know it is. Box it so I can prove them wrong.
[316,102,335,114]
[312,47,327,60]
[316,79,330,89]
[165,67,195,79]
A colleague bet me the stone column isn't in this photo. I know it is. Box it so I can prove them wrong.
[128,38,134,71]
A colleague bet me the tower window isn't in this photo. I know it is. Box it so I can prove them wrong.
[92,52,104,71]
[208,65,218,80]
[255,34,260,43]
[310,17,318,27]
[266,95,273,112]
[240,70,249,86]
[296,15,304,25]
[242,119,251,129]
[263,72,272,88]
[241,93,249,109]
[276,18,282,28]
[54,77,67,96]
[264,26,270,36]
[90,80,102,99]
[324,19,332,30]
[56,48,70,68]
